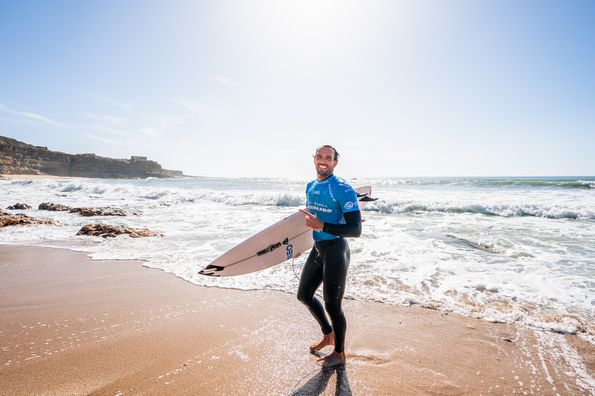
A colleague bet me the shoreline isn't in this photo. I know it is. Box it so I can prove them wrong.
[1,174,89,180]
[3,241,593,346]
[1,244,593,394]
[0,174,188,180]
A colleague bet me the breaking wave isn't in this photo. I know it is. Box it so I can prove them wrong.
[372,177,595,189]
[3,178,593,220]
[367,200,594,220]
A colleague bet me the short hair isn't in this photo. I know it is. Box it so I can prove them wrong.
[316,145,340,161]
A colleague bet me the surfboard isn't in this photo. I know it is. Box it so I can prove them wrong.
[199,186,376,277]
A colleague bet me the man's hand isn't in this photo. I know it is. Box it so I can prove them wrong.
[299,209,324,231]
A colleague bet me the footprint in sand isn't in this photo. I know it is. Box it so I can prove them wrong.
[347,350,391,366]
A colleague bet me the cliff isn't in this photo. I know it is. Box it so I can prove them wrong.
[0,136,184,178]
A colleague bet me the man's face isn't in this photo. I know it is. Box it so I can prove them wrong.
[314,147,338,179]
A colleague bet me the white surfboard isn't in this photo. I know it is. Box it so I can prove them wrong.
[199,186,376,277]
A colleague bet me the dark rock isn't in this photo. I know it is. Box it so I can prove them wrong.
[69,207,127,217]
[0,135,184,178]
[38,203,129,217]
[39,202,72,211]
[39,202,132,217]
[7,203,32,210]
[0,211,57,227]
[76,224,163,238]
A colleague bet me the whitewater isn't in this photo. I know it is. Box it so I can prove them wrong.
[1,176,594,342]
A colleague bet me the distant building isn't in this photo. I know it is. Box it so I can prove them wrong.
[130,156,148,162]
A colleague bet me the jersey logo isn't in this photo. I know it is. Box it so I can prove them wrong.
[344,201,355,210]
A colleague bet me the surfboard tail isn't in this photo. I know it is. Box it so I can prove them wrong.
[198,264,225,277]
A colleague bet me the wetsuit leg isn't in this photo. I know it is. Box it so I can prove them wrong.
[297,247,333,335]
[320,238,350,353]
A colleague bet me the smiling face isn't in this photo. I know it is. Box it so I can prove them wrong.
[314,146,338,180]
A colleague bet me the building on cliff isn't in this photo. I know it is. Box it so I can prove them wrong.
[0,135,184,178]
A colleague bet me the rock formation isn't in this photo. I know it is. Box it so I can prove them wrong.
[39,202,71,211]
[0,135,184,178]
[39,202,128,216]
[0,209,57,227]
[76,224,163,238]
[69,207,127,217]
[7,203,32,210]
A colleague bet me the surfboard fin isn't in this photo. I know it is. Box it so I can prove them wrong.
[359,196,378,202]
[357,192,378,202]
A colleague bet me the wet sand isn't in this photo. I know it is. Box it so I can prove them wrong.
[0,245,593,395]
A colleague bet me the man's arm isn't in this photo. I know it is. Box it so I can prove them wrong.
[322,210,362,238]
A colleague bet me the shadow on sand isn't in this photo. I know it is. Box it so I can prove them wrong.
[291,365,352,396]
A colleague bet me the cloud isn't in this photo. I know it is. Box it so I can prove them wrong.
[82,108,185,139]
[88,94,131,111]
[209,75,231,84]
[174,98,222,129]
[84,133,123,146]
[0,103,63,126]
[82,112,128,126]
[86,124,132,137]
[174,98,222,117]
[81,111,185,139]
[203,75,237,87]
[343,133,379,147]
[139,114,184,137]
[80,112,132,136]
[174,98,208,114]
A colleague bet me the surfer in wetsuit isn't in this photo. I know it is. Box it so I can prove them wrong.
[298,145,362,368]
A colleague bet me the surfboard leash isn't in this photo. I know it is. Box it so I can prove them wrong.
[291,257,323,299]
[291,257,300,282]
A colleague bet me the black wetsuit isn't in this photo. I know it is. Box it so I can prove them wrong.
[297,175,362,353]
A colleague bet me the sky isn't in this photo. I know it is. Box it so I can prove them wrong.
[0,0,594,178]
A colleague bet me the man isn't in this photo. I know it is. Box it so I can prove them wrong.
[298,145,362,368]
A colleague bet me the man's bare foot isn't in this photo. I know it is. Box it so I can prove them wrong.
[310,332,335,353]
[318,351,346,368]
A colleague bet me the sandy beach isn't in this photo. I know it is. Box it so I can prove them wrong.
[0,245,592,395]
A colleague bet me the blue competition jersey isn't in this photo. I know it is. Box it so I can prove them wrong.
[306,174,360,242]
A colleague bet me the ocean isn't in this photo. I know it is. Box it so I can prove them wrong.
[1,176,594,343]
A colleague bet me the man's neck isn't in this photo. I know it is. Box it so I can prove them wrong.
[317,174,334,182]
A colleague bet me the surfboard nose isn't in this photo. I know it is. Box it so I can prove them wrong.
[359,195,378,202]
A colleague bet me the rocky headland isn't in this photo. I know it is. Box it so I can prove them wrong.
[0,135,184,178]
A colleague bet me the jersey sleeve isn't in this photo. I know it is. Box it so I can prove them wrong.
[337,184,360,213]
